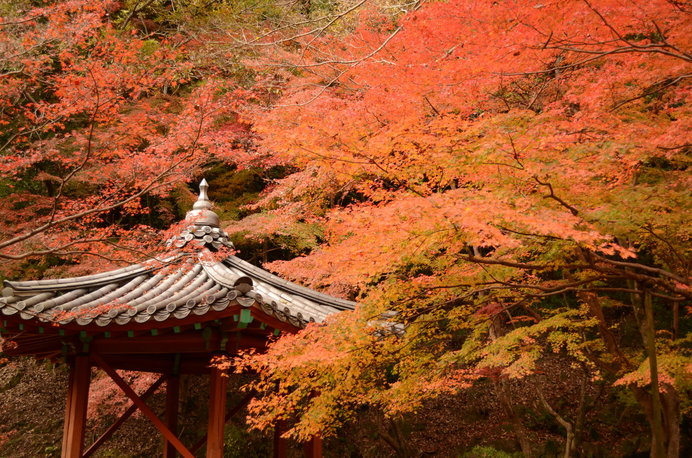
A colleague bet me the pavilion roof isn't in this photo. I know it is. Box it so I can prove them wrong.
[0,180,355,330]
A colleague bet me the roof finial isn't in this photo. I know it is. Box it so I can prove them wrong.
[184,178,219,228]
[193,178,212,211]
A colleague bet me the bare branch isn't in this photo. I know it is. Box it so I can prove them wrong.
[533,176,580,216]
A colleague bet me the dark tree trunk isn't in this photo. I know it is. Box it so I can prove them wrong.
[489,318,533,457]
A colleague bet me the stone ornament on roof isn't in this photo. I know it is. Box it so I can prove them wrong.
[166,179,233,251]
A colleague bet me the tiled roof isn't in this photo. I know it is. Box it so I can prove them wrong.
[0,180,355,330]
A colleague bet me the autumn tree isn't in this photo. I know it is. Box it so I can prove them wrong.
[0,0,276,277]
[231,0,691,456]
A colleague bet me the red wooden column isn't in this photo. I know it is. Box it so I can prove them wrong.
[206,367,227,458]
[304,436,323,458]
[273,421,288,458]
[61,355,91,458]
[163,375,180,458]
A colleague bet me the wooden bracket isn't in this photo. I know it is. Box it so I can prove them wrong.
[90,353,194,458]
[82,375,166,457]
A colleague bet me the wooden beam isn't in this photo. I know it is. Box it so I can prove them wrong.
[164,375,180,458]
[206,367,228,458]
[92,334,218,354]
[1,313,281,359]
[273,421,288,458]
[90,353,194,458]
[61,355,90,458]
[83,375,166,458]
[94,354,213,374]
[304,436,323,458]
[2,333,66,357]
[91,334,268,355]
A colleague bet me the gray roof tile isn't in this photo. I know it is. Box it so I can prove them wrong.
[0,252,355,329]
[0,180,356,329]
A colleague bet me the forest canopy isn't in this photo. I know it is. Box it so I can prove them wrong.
[0,0,690,456]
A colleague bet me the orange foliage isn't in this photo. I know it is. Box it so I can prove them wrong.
[234,0,691,444]
[0,1,264,273]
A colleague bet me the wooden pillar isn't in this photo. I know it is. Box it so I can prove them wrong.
[61,355,91,458]
[164,375,180,458]
[273,421,288,458]
[304,436,323,458]
[61,358,76,457]
[206,367,227,458]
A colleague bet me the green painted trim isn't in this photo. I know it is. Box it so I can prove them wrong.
[38,327,44,334]
[58,329,65,336]
[194,322,202,330]
[238,309,253,329]
[18,323,24,331]
[273,329,280,336]
[150,329,158,336]
[79,331,93,353]
[173,326,181,334]
[239,309,253,323]
[233,314,239,322]
[260,322,267,330]
[127,330,135,338]
[220,334,229,351]
[104,332,111,339]
[2,320,7,327]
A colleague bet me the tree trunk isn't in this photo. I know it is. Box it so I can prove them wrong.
[573,371,589,454]
[489,318,533,457]
[660,385,680,458]
[536,385,575,458]
[375,416,415,458]
[494,377,533,457]
[582,291,660,456]
[581,286,680,458]
[642,291,666,457]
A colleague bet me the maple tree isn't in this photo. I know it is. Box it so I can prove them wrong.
[227,0,691,456]
[0,0,270,277]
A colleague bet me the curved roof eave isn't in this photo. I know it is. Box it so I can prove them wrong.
[0,180,356,331]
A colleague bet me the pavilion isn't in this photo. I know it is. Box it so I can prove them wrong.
[0,179,355,458]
